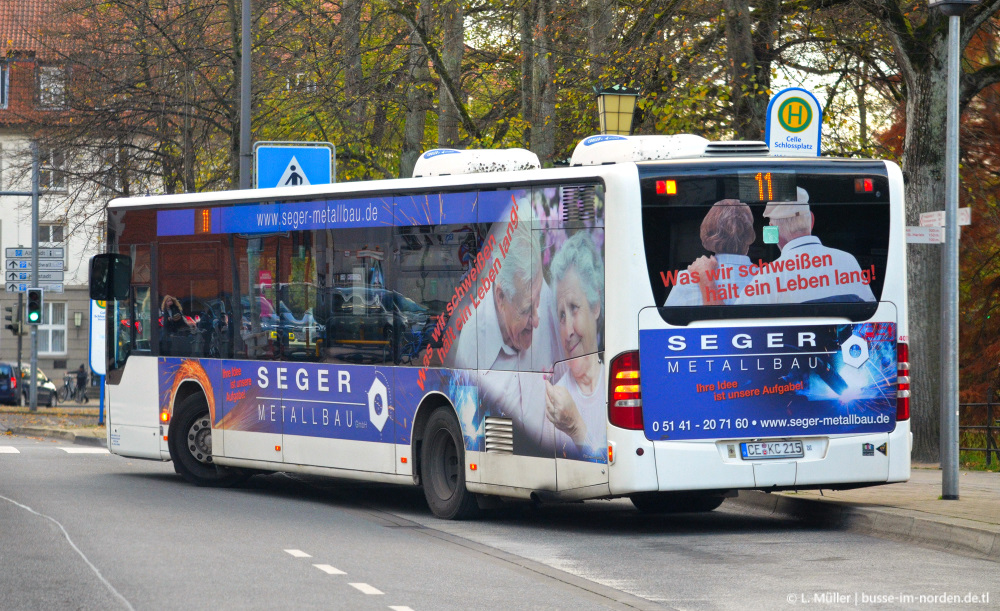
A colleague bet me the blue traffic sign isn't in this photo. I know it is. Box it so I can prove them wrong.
[255,144,333,189]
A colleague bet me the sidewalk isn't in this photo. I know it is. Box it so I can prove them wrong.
[0,404,106,447]
[735,466,999,561]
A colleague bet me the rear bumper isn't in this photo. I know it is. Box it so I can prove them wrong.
[642,420,910,492]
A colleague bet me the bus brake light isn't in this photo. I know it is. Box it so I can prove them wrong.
[609,351,643,430]
[896,342,909,421]
[855,178,874,193]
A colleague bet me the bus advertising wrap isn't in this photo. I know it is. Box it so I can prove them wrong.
[638,322,897,441]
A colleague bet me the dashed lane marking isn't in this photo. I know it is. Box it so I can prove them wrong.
[349,583,384,595]
[285,549,312,558]
[0,446,20,453]
[61,448,110,454]
[389,607,415,611]
[313,564,346,575]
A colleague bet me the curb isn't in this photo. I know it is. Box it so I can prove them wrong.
[732,490,1000,562]
[7,426,106,448]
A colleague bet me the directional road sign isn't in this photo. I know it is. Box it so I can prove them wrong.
[5,247,64,259]
[4,259,64,271]
[5,282,63,293]
[920,207,971,227]
[255,143,334,189]
[5,271,63,282]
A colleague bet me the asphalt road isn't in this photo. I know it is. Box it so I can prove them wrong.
[1,436,995,611]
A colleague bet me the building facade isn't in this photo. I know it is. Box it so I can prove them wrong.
[1,0,102,385]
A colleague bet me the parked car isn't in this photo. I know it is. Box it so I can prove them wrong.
[0,363,58,407]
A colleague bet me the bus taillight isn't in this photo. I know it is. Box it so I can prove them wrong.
[609,351,643,430]
[896,342,910,421]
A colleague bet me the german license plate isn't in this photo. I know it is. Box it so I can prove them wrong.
[740,440,804,460]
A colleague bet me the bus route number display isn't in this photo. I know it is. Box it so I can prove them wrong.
[737,170,796,203]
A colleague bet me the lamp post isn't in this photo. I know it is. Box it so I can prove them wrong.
[595,86,640,135]
[928,0,979,500]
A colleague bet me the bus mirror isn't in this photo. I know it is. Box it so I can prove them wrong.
[89,254,132,301]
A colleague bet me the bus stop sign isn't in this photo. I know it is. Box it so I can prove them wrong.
[254,143,334,189]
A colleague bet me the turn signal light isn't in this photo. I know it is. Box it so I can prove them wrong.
[160,411,170,423]
[656,180,677,195]
[609,351,643,430]
[896,342,910,421]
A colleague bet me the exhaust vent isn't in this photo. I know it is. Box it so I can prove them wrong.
[485,417,514,454]
[561,185,597,223]
[704,141,770,156]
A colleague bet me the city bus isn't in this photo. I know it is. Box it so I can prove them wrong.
[90,134,910,519]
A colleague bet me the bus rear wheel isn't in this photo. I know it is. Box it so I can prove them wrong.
[169,394,247,487]
[421,407,479,520]
[629,492,726,514]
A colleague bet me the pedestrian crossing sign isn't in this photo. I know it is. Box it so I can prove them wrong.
[254,143,334,189]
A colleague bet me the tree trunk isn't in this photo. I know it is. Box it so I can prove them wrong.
[437,0,463,147]
[519,2,534,149]
[723,0,770,141]
[399,0,432,178]
[343,0,365,127]
[587,0,611,80]
[900,46,949,463]
[531,0,555,164]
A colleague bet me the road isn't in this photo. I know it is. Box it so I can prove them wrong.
[0,435,994,610]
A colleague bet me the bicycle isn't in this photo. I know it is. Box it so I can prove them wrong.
[58,374,74,403]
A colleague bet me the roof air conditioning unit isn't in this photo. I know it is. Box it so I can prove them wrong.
[569,134,710,166]
[412,148,541,177]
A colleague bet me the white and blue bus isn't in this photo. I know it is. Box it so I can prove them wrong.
[90,135,910,518]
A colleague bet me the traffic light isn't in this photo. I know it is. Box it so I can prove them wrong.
[26,289,43,325]
[4,305,20,335]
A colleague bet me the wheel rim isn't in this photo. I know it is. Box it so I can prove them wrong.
[427,426,459,501]
[186,416,214,464]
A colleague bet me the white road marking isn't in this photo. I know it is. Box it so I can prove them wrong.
[349,583,384,595]
[389,607,415,611]
[284,549,312,558]
[313,564,346,575]
[0,446,20,453]
[60,448,110,454]
[0,494,135,610]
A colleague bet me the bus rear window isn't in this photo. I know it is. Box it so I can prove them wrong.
[640,162,890,324]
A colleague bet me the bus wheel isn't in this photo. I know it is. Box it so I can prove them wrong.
[421,407,479,520]
[169,394,247,487]
[629,492,726,514]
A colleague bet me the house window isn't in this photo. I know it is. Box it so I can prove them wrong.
[39,224,65,243]
[0,62,9,109]
[99,148,123,195]
[38,65,67,109]
[39,148,67,191]
[39,302,67,355]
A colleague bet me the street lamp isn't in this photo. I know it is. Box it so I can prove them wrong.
[595,86,640,135]
[929,0,980,501]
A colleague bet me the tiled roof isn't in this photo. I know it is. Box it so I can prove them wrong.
[1,0,73,60]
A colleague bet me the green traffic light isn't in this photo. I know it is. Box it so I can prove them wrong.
[28,312,40,322]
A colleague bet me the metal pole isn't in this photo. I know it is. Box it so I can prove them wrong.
[941,14,961,500]
[239,0,252,189]
[29,143,39,412]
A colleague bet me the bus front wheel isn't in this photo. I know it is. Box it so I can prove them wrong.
[169,394,247,487]
[629,492,726,514]
[420,407,479,520]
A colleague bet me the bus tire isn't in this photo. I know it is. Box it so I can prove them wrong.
[169,393,247,487]
[420,407,479,520]
[629,492,726,514]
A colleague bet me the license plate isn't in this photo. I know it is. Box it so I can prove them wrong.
[740,440,804,460]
